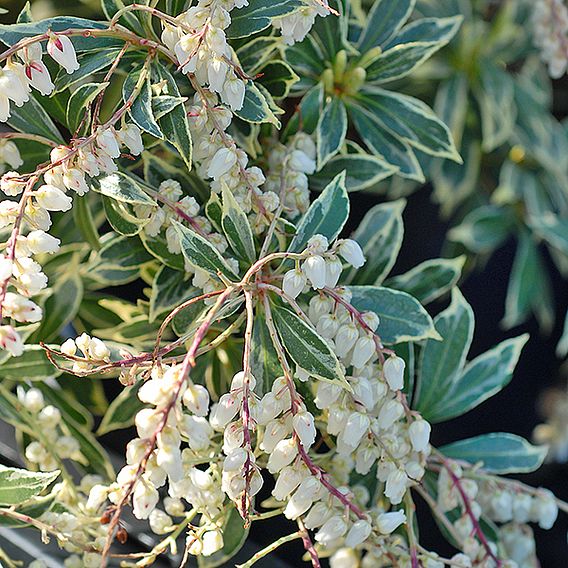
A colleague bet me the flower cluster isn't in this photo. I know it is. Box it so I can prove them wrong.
[532,0,568,77]
[436,461,558,567]
[162,0,248,111]
[19,387,82,469]
[0,33,81,122]
[0,121,143,357]
[264,133,317,219]
[91,363,232,558]
[273,0,330,45]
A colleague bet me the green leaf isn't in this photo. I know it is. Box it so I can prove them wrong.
[348,286,439,344]
[102,0,145,35]
[153,62,193,170]
[448,206,514,254]
[102,195,146,236]
[96,235,154,269]
[347,199,405,285]
[235,82,280,126]
[140,231,185,270]
[355,87,460,160]
[97,383,144,436]
[55,47,123,92]
[284,82,324,137]
[31,269,83,342]
[92,172,155,205]
[386,15,461,46]
[227,0,303,39]
[198,506,249,568]
[427,335,529,423]
[358,0,415,52]
[73,194,101,251]
[310,0,350,61]
[502,232,551,330]
[440,433,547,474]
[385,256,465,304]
[288,172,349,252]
[173,221,238,280]
[0,346,61,380]
[475,63,516,153]
[271,304,348,388]
[348,102,423,181]
[256,60,299,99]
[0,18,117,51]
[0,467,59,506]
[152,95,187,119]
[530,214,568,256]
[7,94,64,144]
[310,153,396,192]
[316,96,347,168]
[123,71,162,138]
[16,2,33,23]
[221,184,256,263]
[366,35,458,83]
[149,266,194,323]
[251,310,281,395]
[414,288,474,416]
[66,82,108,133]
[557,310,568,358]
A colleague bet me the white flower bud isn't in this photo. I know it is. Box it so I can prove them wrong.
[202,530,224,556]
[345,518,373,546]
[284,477,320,519]
[330,548,359,568]
[208,147,237,180]
[534,489,558,529]
[22,388,44,413]
[272,465,304,501]
[377,509,406,534]
[314,382,342,409]
[35,184,72,212]
[385,469,408,504]
[289,149,315,174]
[383,356,405,391]
[512,493,533,523]
[267,438,298,473]
[1,172,25,196]
[337,412,370,455]
[132,480,159,520]
[315,515,347,545]
[117,124,144,155]
[97,129,121,159]
[351,336,376,368]
[282,268,306,299]
[377,399,404,430]
[26,230,60,254]
[408,419,431,453]
[47,34,79,74]
[338,239,365,268]
[182,384,210,416]
[325,257,343,288]
[293,410,316,449]
[210,393,239,429]
[303,255,327,289]
[149,509,173,534]
[38,405,61,428]
[335,324,359,359]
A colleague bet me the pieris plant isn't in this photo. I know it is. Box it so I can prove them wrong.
[0,1,565,567]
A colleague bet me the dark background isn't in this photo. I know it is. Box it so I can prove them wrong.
[1,1,568,566]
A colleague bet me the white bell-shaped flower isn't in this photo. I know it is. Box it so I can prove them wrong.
[338,239,365,268]
[344,518,372,547]
[377,509,406,534]
[383,356,405,391]
[282,268,306,299]
[47,34,79,74]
